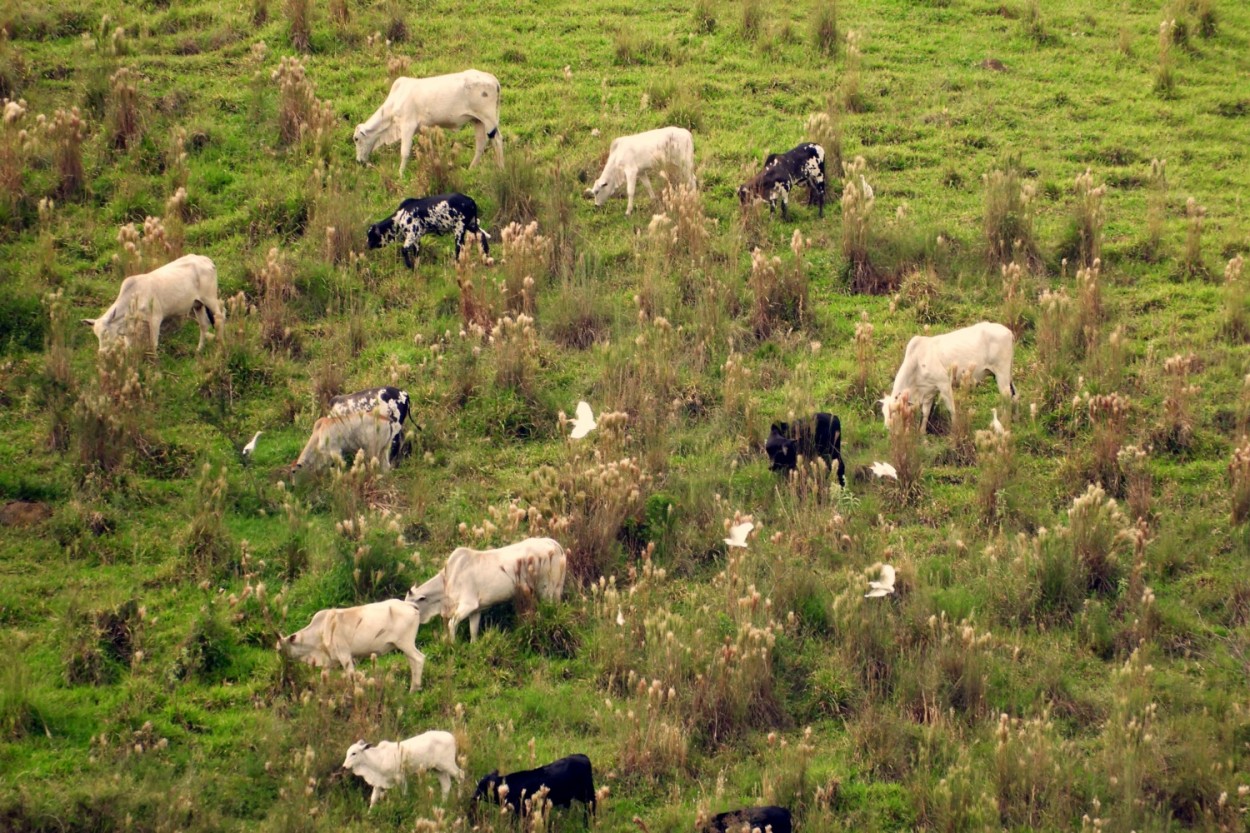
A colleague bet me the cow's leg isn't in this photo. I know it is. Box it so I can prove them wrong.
[193,302,212,351]
[938,384,957,427]
[472,221,491,256]
[468,611,482,642]
[470,121,487,168]
[369,786,385,808]
[489,125,504,167]
[399,126,415,178]
[640,173,655,201]
[203,296,225,346]
[400,644,425,692]
[624,169,638,216]
[402,230,420,269]
[920,398,933,434]
[148,312,163,353]
[436,771,452,799]
[780,186,790,220]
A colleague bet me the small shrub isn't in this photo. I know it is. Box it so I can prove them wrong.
[181,463,233,578]
[841,156,881,293]
[1155,19,1176,97]
[106,66,142,149]
[811,2,837,56]
[1182,196,1206,278]
[740,0,764,41]
[1088,392,1130,492]
[692,0,716,33]
[45,107,85,200]
[841,29,864,111]
[1230,438,1250,525]
[1223,254,1248,341]
[983,163,1039,270]
[1157,352,1199,452]
[286,0,311,52]
[1072,167,1106,268]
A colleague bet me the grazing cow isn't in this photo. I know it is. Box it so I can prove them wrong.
[707,806,793,833]
[436,537,567,642]
[291,411,400,473]
[404,572,446,625]
[738,143,826,219]
[277,599,425,692]
[880,321,1017,432]
[353,69,503,175]
[342,731,463,807]
[766,413,845,486]
[367,194,490,269]
[585,126,696,216]
[473,754,596,820]
[329,386,411,465]
[82,254,224,352]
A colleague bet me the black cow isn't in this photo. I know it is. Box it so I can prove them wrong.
[329,386,411,464]
[766,412,845,486]
[708,806,793,833]
[366,193,490,269]
[737,143,826,219]
[472,754,596,820]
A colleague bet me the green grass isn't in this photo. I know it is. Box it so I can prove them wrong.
[1,0,1250,831]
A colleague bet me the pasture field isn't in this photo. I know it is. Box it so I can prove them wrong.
[2,0,1250,831]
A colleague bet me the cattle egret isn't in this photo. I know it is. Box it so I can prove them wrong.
[869,461,899,480]
[865,563,896,598]
[990,408,1006,435]
[242,431,262,458]
[724,521,754,549]
[569,401,597,439]
[615,607,625,627]
[860,175,874,202]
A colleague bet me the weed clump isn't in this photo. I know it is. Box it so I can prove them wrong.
[1230,438,1250,525]
[982,163,1039,270]
[1088,392,1130,492]
[841,156,883,293]
[498,221,549,315]
[412,126,461,196]
[1157,352,1199,453]
[272,56,335,156]
[106,66,141,150]
[286,0,311,52]
[748,237,808,340]
[181,463,233,578]
[44,107,85,200]
[1223,254,1248,341]
[1071,168,1106,268]
[1182,196,1206,278]
[1155,19,1176,97]
[811,2,837,56]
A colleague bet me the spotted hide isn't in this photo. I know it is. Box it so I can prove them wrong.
[367,193,490,269]
[738,143,826,219]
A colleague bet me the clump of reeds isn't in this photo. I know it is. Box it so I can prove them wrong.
[455,234,497,331]
[333,510,411,600]
[412,126,461,195]
[498,221,549,316]
[655,175,714,270]
[75,337,148,476]
[748,243,805,340]
[1158,352,1200,452]
[489,313,539,398]
[1075,258,1102,352]
[992,709,1076,828]
[1182,196,1206,278]
[1145,158,1167,257]
[852,311,874,398]
[286,0,311,52]
[181,463,233,578]
[1068,482,1129,593]
[888,394,923,500]
[1117,444,1152,523]
[975,422,1014,525]
[1154,18,1176,97]
[741,0,764,41]
[308,162,361,266]
[1072,167,1105,268]
[115,215,176,277]
[1223,254,1248,341]
[841,29,864,112]
[44,107,85,200]
[255,246,298,354]
[999,261,1027,336]
[42,289,75,450]
[0,97,29,223]
[983,164,1039,270]
[1088,392,1131,492]
[271,56,335,155]
[812,1,838,56]
[804,109,842,185]
[1229,437,1250,525]
[106,66,142,150]
[842,156,882,293]
[328,0,349,27]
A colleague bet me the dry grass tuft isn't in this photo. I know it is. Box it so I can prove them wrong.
[1087,392,1130,492]
[1072,168,1106,268]
[271,56,335,157]
[1223,254,1248,341]
[498,221,549,316]
[1230,438,1250,525]
[115,216,176,277]
[1182,196,1206,278]
[1157,352,1200,452]
[812,2,838,56]
[44,107,85,200]
[983,164,1039,270]
[887,394,923,500]
[286,0,311,52]
[411,126,462,196]
[107,67,142,150]
[842,156,885,293]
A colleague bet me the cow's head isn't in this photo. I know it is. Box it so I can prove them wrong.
[342,740,371,770]
[352,124,374,164]
[585,169,620,207]
[472,771,503,808]
[81,308,127,352]
[366,219,393,250]
[765,424,797,471]
[878,394,899,429]
[276,630,320,664]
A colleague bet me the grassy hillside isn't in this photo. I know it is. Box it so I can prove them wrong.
[2,0,1250,831]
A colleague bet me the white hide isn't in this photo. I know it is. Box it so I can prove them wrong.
[278,599,425,692]
[441,537,567,642]
[292,411,400,473]
[353,69,503,175]
[404,572,447,626]
[586,126,696,215]
[880,321,1016,432]
[341,731,464,807]
[82,254,224,352]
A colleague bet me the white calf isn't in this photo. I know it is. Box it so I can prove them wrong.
[585,126,695,215]
[82,254,224,352]
[342,731,464,807]
[277,599,425,692]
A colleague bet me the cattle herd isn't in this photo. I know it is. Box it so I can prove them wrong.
[76,62,1028,831]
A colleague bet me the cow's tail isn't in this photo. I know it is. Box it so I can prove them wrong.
[199,299,217,329]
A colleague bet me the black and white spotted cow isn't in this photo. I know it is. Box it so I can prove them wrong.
[366,193,490,269]
[329,386,411,465]
[737,143,826,219]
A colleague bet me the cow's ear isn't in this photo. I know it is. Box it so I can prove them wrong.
[81,318,96,326]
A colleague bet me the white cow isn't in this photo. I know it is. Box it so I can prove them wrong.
[277,599,425,692]
[82,254,224,352]
[342,731,464,807]
[353,69,503,176]
[585,126,696,216]
[291,411,400,474]
[436,537,567,642]
[404,572,446,625]
[880,321,1017,432]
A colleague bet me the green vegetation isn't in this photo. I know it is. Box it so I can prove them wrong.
[2,0,1249,831]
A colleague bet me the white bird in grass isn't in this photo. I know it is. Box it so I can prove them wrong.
[723,521,754,549]
[865,563,896,598]
[242,431,262,459]
[615,607,625,627]
[569,400,597,440]
[990,408,1006,436]
[869,461,898,480]
[860,175,874,202]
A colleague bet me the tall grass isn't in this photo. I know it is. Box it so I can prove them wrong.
[1072,168,1106,269]
[983,163,1039,270]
